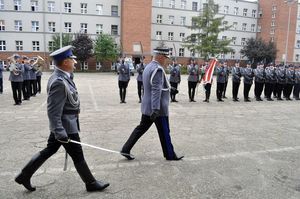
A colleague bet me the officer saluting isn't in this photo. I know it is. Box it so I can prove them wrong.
[121,47,184,161]
[15,46,109,192]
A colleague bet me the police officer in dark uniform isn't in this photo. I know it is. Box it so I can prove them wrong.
[241,61,254,102]
[136,59,145,103]
[22,56,31,100]
[293,66,300,100]
[264,62,276,101]
[15,46,109,192]
[216,61,227,102]
[202,62,213,102]
[9,54,24,105]
[285,65,295,100]
[28,59,37,96]
[118,58,130,103]
[254,62,265,101]
[169,59,181,102]
[121,47,183,161]
[222,60,230,99]
[187,59,200,102]
[0,61,3,94]
[276,64,286,100]
[231,60,242,101]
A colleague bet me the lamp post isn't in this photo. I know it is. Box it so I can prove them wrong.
[284,0,296,65]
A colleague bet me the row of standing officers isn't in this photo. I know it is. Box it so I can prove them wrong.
[118,59,300,103]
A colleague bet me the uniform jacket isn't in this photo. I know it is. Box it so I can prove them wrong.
[254,68,265,83]
[169,64,181,83]
[9,63,24,82]
[224,66,230,82]
[216,66,227,83]
[47,69,80,140]
[36,70,43,77]
[23,63,31,81]
[276,67,286,84]
[141,60,170,117]
[187,64,200,82]
[136,63,144,82]
[295,70,300,84]
[231,67,242,83]
[265,67,276,83]
[28,66,37,80]
[118,62,130,81]
[286,69,295,84]
[242,67,254,84]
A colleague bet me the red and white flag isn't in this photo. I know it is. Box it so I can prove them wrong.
[202,58,218,84]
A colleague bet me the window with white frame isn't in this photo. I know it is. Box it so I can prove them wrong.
[213,5,219,13]
[31,21,39,32]
[271,20,275,27]
[169,0,175,8]
[48,22,55,32]
[32,41,40,51]
[251,24,255,32]
[0,40,6,51]
[48,1,55,12]
[156,0,163,7]
[272,13,276,18]
[15,40,23,51]
[223,21,228,28]
[271,37,274,42]
[179,48,184,57]
[168,32,174,40]
[80,23,87,33]
[234,7,238,15]
[14,0,21,11]
[241,38,246,46]
[14,20,22,31]
[83,61,88,70]
[242,23,247,31]
[270,28,275,34]
[222,36,227,40]
[156,31,162,40]
[0,20,5,31]
[252,9,256,18]
[96,4,103,15]
[232,37,236,45]
[81,3,87,14]
[180,32,185,41]
[169,15,174,24]
[48,41,54,52]
[220,53,225,59]
[0,0,4,10]
[257,25,261,32]
[31,0,38,11]
[111,25,118,35]
[190,49,195,57]
[243,8,248,16]
[224,6,229,14]
[96,62,101,70]
[157,15,162,24]
[96,24,103,34]
[272,5,277,11]
[169,48,173,56]
[64,22,71,32]
[192,2,198,11]
[296,54,299,62]
[181,0,186,9]
[180,16,186,26]
[231,52,235,59]
[233,22,237,30]
[111,5,118,16]
[64,2,71,13]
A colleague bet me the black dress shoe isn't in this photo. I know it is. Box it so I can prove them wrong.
[167,153,184,161]
[244,99,251,102]
[120,151,135,160]
[277,98,283,101]
[191,99,196,102]
[217,99,224,102]
[86,180,109,192]
[267,98,274,101]
[173,99,178,102]
[233,98,239,102]
[15,173,36,191]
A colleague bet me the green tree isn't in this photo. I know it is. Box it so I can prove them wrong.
[240,38,277,65]
[183,0,233,60]
[94,34,119,64]
[71,33,93,71]
[50,33,73,52]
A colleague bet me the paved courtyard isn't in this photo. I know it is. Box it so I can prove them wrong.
[0,72,300,199]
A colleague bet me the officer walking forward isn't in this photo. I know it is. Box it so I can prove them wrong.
[121,47,184,161]
[15,46,109,192]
